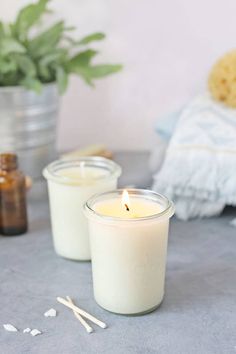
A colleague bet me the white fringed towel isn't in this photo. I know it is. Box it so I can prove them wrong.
[152,93,236,220]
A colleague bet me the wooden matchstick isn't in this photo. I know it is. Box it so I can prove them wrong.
[57,297,107,329]
[66,296,93,334]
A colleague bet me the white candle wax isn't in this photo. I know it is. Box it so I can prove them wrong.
[43,157,121,261]
[84,189,174,315]
[95,198,162,218]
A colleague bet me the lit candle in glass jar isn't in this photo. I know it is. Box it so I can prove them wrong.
[84,189,174,315]
[43,157,121,261]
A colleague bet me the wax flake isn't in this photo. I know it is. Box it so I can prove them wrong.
[23,328,31,333]
[44,308,57,317]
[30,329,42,336]
[3,324,18,332]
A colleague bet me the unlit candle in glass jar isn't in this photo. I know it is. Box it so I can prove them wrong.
[43,158,121,261]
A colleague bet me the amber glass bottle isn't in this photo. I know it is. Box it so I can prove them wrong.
[0,153,28,235]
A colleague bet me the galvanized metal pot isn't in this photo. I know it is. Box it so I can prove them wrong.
[0,83,59,180]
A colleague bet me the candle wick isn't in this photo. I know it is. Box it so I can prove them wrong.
[125,204,130,211]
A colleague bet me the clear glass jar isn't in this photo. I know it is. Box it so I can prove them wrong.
[84,189,174,315]
[43,157,122,261]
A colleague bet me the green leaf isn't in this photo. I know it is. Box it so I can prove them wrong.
[0,71,22,86]
[14,0,49,40]
[28,21,64,58]
[85,64,122,78]
[68,62,122,85]
[38,49,67,81]
[39,48,67,66]
[55,66,68,94]
[14,54,36,77]
[0,2,121,90]
[77,70,94,86]
[20,77,42,94]
[0,37,26,56]
[0,58,17,74]
[38,64,51,81]
[78,32,105,45]
[68,49,97,69]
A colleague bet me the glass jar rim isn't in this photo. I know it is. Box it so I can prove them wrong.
[84,189,175,222]
[43,156,122,185]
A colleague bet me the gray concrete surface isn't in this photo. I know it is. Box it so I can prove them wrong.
[0,152,235,354]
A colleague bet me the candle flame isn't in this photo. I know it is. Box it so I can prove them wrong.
[122,189,130,211]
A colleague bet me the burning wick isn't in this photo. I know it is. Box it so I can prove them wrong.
[125,204,130,211]
[122,190,130,212]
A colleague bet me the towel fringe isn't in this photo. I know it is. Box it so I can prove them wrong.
[153,148,236,220]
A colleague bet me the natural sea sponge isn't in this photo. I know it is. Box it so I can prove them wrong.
[208,50,236,108]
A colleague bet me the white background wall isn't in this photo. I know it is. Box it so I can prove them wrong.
[2,0,236,151]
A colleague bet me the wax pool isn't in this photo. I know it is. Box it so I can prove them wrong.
[84,189,174,315]
[95,198,162,218]
[43,158,121,261]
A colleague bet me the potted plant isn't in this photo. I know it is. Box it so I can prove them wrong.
[0,0,122,180]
